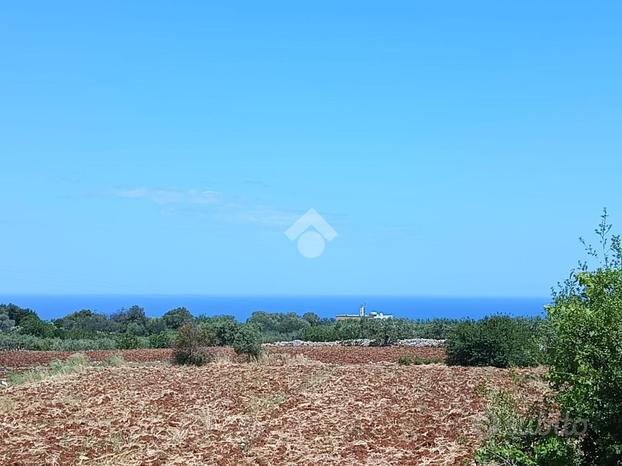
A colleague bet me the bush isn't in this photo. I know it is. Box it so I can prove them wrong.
[363,319,404,346]
[546,211,622,464]
[477,210,622,464]
[149,331,174,348]
[116,332,141,349]
[0,313,15,332]
[299,318,461,343]
[162,307,193,330]
[0,303,39,326]
[200,316,239,346]
[301,323,338,342]
[146,317,167,335]
[172,323,217,366]
[233,325,263,361]
[110,305,148,335]
[247,311,309,342]
[302,312,321,326]
[52,309,117,339]
[548,270,622,463]
[398,355,414,366]
[446,315,543,368]
[18,315,57,338]
[48,337,118,351]
[0,333,44,350]
[0,333,117,351]
[476,390,583,466]
[413,318,462,339]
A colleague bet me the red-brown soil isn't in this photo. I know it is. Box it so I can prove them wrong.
[0,349,547,465]
[271,346,446,365]
[0,346,446,370]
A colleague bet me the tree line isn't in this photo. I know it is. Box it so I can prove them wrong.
[2,299,544,351]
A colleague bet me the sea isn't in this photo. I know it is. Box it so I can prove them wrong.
[0,295,549,321]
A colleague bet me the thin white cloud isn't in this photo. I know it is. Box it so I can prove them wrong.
[114,187,296,228]
[114,188,222,205]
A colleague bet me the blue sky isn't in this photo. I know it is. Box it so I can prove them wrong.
[1,1,621,296]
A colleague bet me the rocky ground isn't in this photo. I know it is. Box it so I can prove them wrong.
[267,338,446,347]
[0,348,547,465]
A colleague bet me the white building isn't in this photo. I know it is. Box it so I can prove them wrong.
[335,304,393,321]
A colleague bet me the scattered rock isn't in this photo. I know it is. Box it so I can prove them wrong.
[396,338,446,348]
[266,338,445,348]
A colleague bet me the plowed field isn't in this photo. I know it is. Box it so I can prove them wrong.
[0,349,546,465]
[0,346,446,369]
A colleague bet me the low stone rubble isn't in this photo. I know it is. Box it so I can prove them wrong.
[395,338,446,347]
[266,338,445,347]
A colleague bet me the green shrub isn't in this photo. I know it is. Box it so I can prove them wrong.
[149,332,174,348]
[398,355,414,366]
[245,311,309,342]
[208,319,240,345]
[146,317,167,335]
[49,337,118,351]
[0,303,39,326]
[0,333,118,351]
[162,307,193,330]
[17,314,57,338]
[195,315,240,345]
[413,319,461,339]
[446,315,543,368]
[232,325,263,361]
[302,312,321,326]
[0,312,15,332]
[477,210,622,465]
[0,333,47,350]
[476,390,583,466]
[300,318,461,343]
[116,332,141,349]
[172,323,217,366]
[301,323,338,342]
[52,309,117,339]
[362,319,402,346]
[546,212,622,464]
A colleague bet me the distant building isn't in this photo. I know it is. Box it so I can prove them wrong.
[335,305,393,321]
[335,304,364,321]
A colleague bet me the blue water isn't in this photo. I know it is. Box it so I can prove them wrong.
[0,295,549,321]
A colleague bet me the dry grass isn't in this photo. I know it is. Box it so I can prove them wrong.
[0,348,548,466]
[8,353,90,385]
[0,349,172,369]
